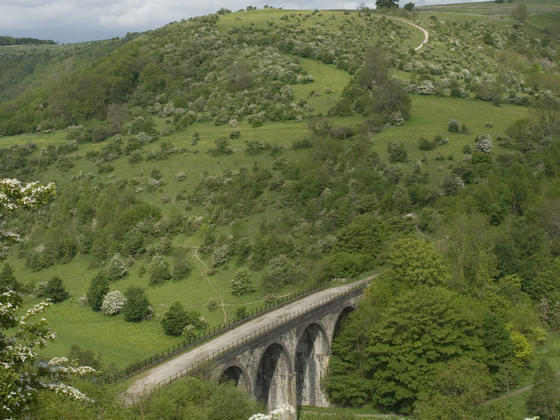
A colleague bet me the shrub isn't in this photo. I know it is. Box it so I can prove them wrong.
[172,260,191,280]
[207,298,218,312]
[448,120,460,133]
[474,134,493,153]
[150,257,172,285]
[418,137,434,151]
[0,263,21,293]
[101,291,127,315]
[231,269,254,296]
[41,276,69,303]
[86,272,109,311]
[236,306,248,319]
[292,138,312,149]
[387,142,408,163]
[104,253,128,281]
[161,302,188,336]
[122,286,153,322]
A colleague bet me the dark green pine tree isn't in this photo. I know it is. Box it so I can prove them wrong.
[527,360,560,419]
[0,263,20,292]
[161,302,188,336]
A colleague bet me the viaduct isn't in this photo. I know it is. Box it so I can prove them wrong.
[124,279,371,418]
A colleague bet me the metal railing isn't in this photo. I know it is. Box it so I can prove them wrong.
[108,279,367,383]
[153,281,367,389]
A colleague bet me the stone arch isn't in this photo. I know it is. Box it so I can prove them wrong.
[295,322,330,407]
[255,342,292,411]
[219,363,252,394]
[332,306,356,343]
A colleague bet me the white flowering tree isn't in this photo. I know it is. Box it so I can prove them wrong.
[0,178,56,243]
[101,291,127,315]
[0,178,96,417]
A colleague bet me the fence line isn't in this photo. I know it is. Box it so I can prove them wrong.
[153,281,367,389]
[109,281,353,383]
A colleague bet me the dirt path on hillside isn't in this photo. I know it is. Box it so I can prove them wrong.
[123,276,376,404]
[392,18,429,51]
[193,248,227,323]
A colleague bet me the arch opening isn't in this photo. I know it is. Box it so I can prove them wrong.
[295,323,330,407]
[220,365,250,393]
[333,306,355,341]
[255,343,291,411]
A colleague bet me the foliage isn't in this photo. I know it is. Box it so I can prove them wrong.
[414,357,492,419]
[100,291,127,315]
[122,286,152,322]
[0,263,20,293]
[41,276,70,303]
[86,273,109,312]
[0,292,96,418]
[527,360,560,419]
[161,302,188,336]
[384,238,450,289]
[231,269,254,296]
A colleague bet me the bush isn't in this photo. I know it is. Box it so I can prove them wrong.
[418,137,434,151]
[150,257,172,286]
[41,276,69,303]
[387,141,408,163]
[161,302,188,336]
[122,286,153,322]
[236,306,248,319]
[86,273,109,311]
[172,260,191,280]
[231,269,254,296]
[0,263,21,293]
[104,254,128,281]
[448,120,460,133]
[101,291,127,315]
[474,134,493,153]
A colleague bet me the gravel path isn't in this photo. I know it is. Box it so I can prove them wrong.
[123,276,374,404]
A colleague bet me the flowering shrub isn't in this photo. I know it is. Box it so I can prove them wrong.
[101,290,127,315]
[0,292,97,417]
[474,134,493,153]
[231,269,254,296]
[104,253,128,281]
[248,404,296,420]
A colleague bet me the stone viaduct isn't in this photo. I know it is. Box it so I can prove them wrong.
[125,279,371,418]
[213,284,364,412]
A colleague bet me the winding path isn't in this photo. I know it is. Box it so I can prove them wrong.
[393,17,429,51]
[122,276,375,404]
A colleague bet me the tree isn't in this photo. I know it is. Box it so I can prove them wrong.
[527,360,560,419]
[385,238,451,289]
[366,287,487,413]
[0,177,95,416]
[404,2,414,11]
[0,263,20,292]
[376,0,398,8]
[100,290,127,315]
[231,269,254,296]
[0,292,97,418]
[161,302,188,336]
[414,358,492,419]
[122,286,152,322]
[359,47,390,88]
[0,178,55,243]
[42,276,69,303]
[86,272,109,311]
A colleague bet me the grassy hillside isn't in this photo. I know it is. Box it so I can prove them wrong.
[1,2,560,418]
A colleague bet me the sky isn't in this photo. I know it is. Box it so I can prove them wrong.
[0,0,487,44]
